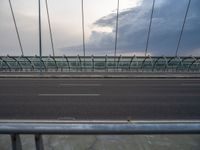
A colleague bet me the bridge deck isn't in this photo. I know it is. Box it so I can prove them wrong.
[0,78,200,121]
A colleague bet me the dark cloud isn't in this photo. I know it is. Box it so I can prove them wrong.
[63,0,200,56]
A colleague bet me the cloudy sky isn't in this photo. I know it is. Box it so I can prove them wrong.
[0,0,199,56]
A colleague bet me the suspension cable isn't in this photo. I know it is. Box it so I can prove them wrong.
[38,0,42,73]
[38,0,42,57]
[8,0,24,56]
[175,0,192,56]
[81,0,86,62]
[114,0,120,63]
[114,0,120,56]
[45,0,55,57]
[145,0,155,57]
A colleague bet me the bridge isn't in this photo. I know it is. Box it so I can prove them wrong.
[0,0,200,150]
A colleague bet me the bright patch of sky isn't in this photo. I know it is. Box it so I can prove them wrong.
[90,0,141,33]
[84,0,141,41]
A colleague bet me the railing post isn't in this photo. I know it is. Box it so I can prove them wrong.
[11,134,22,150]
[105,55,108,72]
[64,55,70,71]
[117,55,121,71]
[92,55,94,72]
[35,134,44,150]
[163,56,168,72]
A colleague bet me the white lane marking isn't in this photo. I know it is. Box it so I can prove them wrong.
[38,94,100,97]
[59,84,101,86]
[181,83,200,86]
[57,117,76,120]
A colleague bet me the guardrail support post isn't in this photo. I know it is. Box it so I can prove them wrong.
[35,134,44,150]
[11,134,22,150]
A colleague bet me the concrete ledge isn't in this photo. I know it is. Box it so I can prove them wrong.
[0,72,200,78]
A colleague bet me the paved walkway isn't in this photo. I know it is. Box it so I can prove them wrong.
[0,135,200,150]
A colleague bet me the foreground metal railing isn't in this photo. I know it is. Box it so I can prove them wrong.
[0,121,200,150]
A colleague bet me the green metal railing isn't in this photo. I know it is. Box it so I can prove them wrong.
[0,56,200,72]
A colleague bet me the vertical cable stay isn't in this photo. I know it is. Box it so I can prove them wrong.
[8,0,24,56]
[175,0,192,57]
[81,0,86,65]
[145,0,155,57]
[38,0,42,73]
[45,0,55,57]
[114,0,120,63]
[38,0,42,58]
[38,0,42,57]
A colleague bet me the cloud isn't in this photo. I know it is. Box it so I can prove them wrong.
[62,0,200,56]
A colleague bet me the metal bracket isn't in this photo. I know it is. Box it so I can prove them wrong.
[11,134,22,150]
[35,134,44,150]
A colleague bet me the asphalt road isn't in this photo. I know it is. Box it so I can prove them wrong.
[0,78,200,121]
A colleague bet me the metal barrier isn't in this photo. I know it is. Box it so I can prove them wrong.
[0,56,200,72]
[0,121,200,150]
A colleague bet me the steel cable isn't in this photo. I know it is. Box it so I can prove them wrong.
[38,0,42,73]
[8,0,24,56]
[114,0,120,63]
[45,0,55,57]
[175,0,192,56]
[145,0,155,57]
[81,0,86,64]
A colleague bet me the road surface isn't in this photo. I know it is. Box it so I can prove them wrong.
[0,78,200,120]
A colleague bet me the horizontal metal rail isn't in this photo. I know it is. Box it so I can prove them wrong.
[0,121,200,134]
[1,121,200,150]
